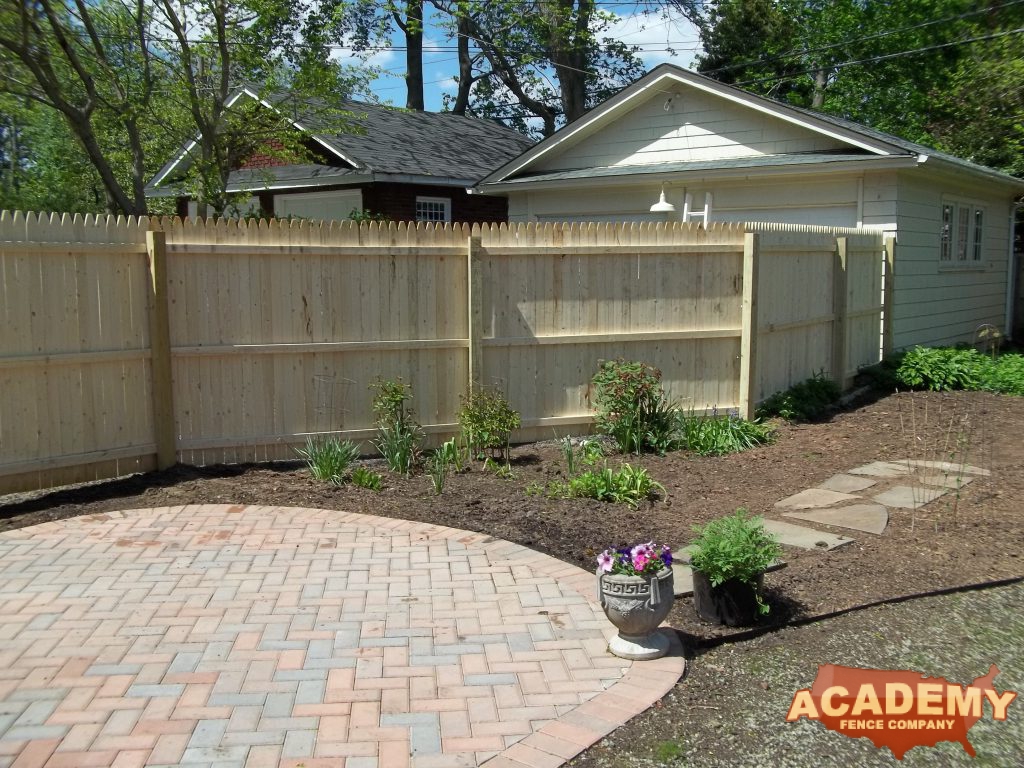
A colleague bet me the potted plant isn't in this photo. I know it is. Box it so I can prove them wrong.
[689,509,782,627]
[595,542,674,660]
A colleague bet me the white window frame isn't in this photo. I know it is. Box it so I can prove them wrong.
[940,198,986,268]
[415,196,451,223]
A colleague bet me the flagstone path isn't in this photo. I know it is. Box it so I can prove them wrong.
[0,505,684,768]
[672,458,990,597]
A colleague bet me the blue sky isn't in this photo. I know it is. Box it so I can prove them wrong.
[342,4,701,111]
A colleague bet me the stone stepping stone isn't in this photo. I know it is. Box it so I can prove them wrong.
[848,461,917,478]
[782,503,888,535]
[872,485,947,510]
[818,473,878,494]
[775,488,861,510]
[762,519,854,551]
[918,474,976,490]
[903,459,990,477]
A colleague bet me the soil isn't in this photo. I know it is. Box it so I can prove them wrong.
[3,389,1022,644]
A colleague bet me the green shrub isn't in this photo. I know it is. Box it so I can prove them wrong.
[986,353,1024,395]
[296,437,360,485]
[591,359,676,454]
[458,388,521,463]
[675,409,775,456]
[758,371,841,421]
[689,509,782,613]
[370,378,422,475]
[350,467,383,491]
[552,463,666,508]
[895,346,992,391]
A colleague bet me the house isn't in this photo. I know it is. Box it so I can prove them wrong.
[477,64,1024,348]
[147,88,534,224]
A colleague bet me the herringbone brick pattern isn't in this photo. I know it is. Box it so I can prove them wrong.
[0,505,683,767]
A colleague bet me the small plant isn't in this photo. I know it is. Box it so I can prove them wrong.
[350,467,383,491]
[689,509,782,614]
[524,481,544,497]
[596,540,672,576]
[435,437,468,472]
[554,463,666,507]
[896,346,992,392]
[757,371,841,421]
[591,359,676,454]
[370,378,423,475]
[985,353,1024,396]
[296,437,360,485]
[458,388,521,464]
[676,408,775,456]
[483,457,516,479]
[560,436,605,475]
[428,450,448,495]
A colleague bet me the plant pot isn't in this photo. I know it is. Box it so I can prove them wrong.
[596,567,674,660]
[691,570,764,627]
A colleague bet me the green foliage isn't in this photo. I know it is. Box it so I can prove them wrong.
[458,388,521,463]
[758,372,842,422]
[560,436,604,475]
[591,360,677,454]
[346,208,391,223]
[985,354,1024,396]
[896,347,992,392]
[551,463,666,508]
[369,378,422,475]
[296,437,359,485]
[428,450,448,495]
[896,347,1024,396]
[524,481,544,497]
[675,409,775,456]
[349,467,383,491]
[435,437,468,473]
[689,510,782,611]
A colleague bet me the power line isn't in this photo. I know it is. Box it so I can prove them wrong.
[734,27,1024,88]
[701,0,1024,76]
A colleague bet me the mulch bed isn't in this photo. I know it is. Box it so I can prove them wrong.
[2,390,1022,642]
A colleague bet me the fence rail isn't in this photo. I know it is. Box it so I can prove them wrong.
[0,211,891,494]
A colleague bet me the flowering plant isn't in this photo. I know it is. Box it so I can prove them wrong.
[596,542,672,576]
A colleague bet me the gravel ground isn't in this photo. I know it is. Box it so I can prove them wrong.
[571,580,1024,767]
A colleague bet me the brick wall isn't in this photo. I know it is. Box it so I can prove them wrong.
[361,182,507,223]
[239,138,290,170]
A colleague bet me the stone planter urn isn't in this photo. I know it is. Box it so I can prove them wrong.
[597,567,674,660]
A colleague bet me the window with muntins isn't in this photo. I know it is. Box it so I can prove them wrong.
[415,197,451,223]
[940,200,984,262]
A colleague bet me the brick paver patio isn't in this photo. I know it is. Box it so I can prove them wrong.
[0,505,683,768]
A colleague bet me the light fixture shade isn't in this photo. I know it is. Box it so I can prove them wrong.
[650,187,676,213]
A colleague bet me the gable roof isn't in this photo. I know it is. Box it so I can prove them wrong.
[148,88,534,195]
[478,63,1024,190]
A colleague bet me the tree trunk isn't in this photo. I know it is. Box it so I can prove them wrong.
[405,0,425,110]
[451,14,473,115]
[811,68,827,109]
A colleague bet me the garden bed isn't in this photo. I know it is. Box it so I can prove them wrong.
[1,390,1022,643]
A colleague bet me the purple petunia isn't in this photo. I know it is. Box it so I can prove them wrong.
[597,549,614,573]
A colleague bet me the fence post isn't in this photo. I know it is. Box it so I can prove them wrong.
[467,231,483,391]
[832,236,849,388]
[882,235,896,357]
[738,232,760,419]
[146,229,177,469]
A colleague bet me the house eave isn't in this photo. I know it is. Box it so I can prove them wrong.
[477,156,921,194]
[147,171,483,199]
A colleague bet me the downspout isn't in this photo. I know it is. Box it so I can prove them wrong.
[1006,198,1022,340]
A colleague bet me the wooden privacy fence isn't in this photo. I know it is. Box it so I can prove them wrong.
[0,211,893,494]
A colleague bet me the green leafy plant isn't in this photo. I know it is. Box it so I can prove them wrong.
[370,378,423,475]
[524,481,544,497]
[428,450,448,495]
[458,388,521,464]
[552,463,666,508]
[985,353,1024,396]
[295,437,360,485]
[591,360,677,454]
[895,346,992,391]
[676,408,775,456]
[435,437,468,472]
[483,457,516,479]
[349,467,383,491]
[560,436,605,475]
[757,371,841,421]
[689,509,782,614]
